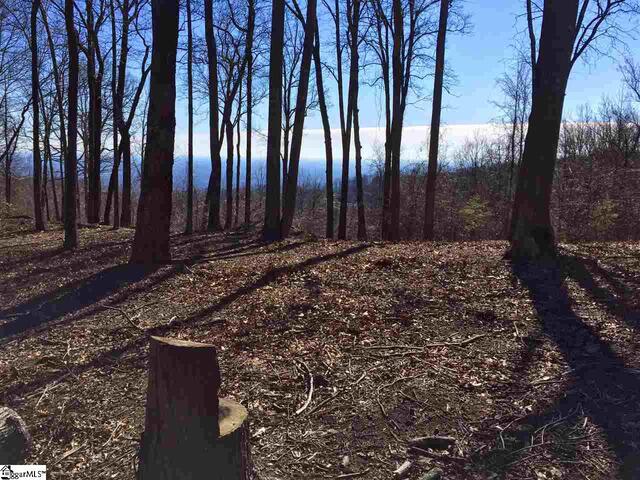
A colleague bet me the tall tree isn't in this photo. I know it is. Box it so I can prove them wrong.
[31,0,46,231]
[510,0,639,258]
[204,0,222,231]
[110,0,120,228]
[280,0,317,237]
[64,0,79,249]
[244,0,255,225]
[185,0,194,234]
[263,0,285,241]
[312,18,334,238]
[130,0,179,263]
[422,0,449,240]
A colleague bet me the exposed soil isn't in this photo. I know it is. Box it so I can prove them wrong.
[1,218,639,479]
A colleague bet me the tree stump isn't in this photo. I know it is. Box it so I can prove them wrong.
[138,336,252,480]
[0,407,31,464]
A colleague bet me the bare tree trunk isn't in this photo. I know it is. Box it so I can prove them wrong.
[244,0,254,225]
[263,0,285,241]
[130,0,179,264]
[335,0,350,240]
[185,0,194,234]
[235,91,241,227]
[31,0,46,231]
[225,120,233,229]
[349,0,366,241]
[510,0,578,259]
[280,0,317,238]
[389,0,403,240]
[423,0,449,240]
[204,0,222,231]
[110,0,120,229]
[313,22,333,239]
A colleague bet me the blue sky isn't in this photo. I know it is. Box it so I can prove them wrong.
[173,0,640,161]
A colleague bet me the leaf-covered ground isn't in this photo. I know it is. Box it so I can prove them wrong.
[1,218,640,479]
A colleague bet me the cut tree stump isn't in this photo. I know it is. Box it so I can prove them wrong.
[138,336,252,480]
[0,407,31,463]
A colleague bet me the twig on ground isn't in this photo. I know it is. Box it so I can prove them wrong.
[102,305,145,331]
[295,360,314,415]
[363,334,488,351]
[336,469,370,478]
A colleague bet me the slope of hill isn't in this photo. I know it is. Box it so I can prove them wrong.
[1,219,639,479]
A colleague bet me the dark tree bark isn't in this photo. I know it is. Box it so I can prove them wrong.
[349,0,366,241]
[263,0,285,241]
[1,96,30,206]
[235,90,241,227]
[510,0,579,258]
[244,0,255,225]
[0,407,31,464]
[130,0,179,264]
[64,0,79,249]
[225,120,234,229]
[31,0,46,231]
[204,0,223,231]
[334,0,350,240]
[423,0,449,240]
[185,0,194,234]
[109,0,120,229]
[312,20,334,239]
[280,0,317,238]
[388,0,403,241]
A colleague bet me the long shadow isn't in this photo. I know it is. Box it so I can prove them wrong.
[3,244,371,401]
[474,260,640,478]
[0,264,157,339]
[563,253,640,332]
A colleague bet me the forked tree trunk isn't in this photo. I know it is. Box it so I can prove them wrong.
[510,0,578,259]
[280,0,317,238]
[313,22,334,239]
[130,0,178,264]
[204,0,222,231]
[64,0,79,249]
[138,337,251,480]
[263,0,285,241]
[423,0,449,240]
[389,0,403,241]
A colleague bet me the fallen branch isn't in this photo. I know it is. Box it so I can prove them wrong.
[295,360,314,415]
[336,469,370,479]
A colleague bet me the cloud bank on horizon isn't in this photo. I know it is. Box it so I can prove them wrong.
[173,123,505,162]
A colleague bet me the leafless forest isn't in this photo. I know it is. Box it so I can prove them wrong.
[1,0,640,479]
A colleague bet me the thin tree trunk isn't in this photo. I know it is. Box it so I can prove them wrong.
[389,0,403,240]
[204,0,222,231]
[225,120,233,229]
[31,0,46,231]
[280,0,317,238]
[510,0,579,259]
[313,21,333,239]
[235,91,241,227]
[263,0,285,241]
[244,0,254,225]
[130,0,179,264]
[111,0,120,229]
[335,0,349,240]
[185,0,194,234]
[423,0,449,240]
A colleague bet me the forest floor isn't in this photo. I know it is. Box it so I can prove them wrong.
[1,218,640,480]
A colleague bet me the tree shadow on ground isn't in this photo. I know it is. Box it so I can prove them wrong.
[472,258,640,478]
[563,254,640,332]
[3,243,371,402]
[0,264,158,339]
